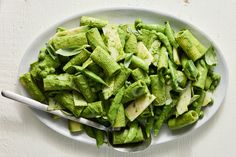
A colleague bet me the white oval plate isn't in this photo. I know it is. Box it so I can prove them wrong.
[18,7,228,146]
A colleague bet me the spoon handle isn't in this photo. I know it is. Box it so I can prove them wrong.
[1,90,107,131]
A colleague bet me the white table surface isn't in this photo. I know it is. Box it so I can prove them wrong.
[0,0,236,156]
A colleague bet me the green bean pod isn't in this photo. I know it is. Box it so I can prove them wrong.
[63,49,91,72]
[131,55,149,72]
[156,32,173,60]
[154,104,173,136]
[173,47,181,65]
[168,60,181,91]
[72,66,107,86]
[165,21,179,48]
[136,23,165,33]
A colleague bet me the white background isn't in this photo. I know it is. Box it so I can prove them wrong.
[0,0,236,156]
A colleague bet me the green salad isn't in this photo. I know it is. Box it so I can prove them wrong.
[20,16,221,147]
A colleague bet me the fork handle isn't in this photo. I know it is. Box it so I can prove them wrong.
[1,90,107,131]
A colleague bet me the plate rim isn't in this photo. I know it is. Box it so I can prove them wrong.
[17,6,229,147]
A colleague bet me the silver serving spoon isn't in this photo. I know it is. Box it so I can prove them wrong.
[1,90,151,152]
